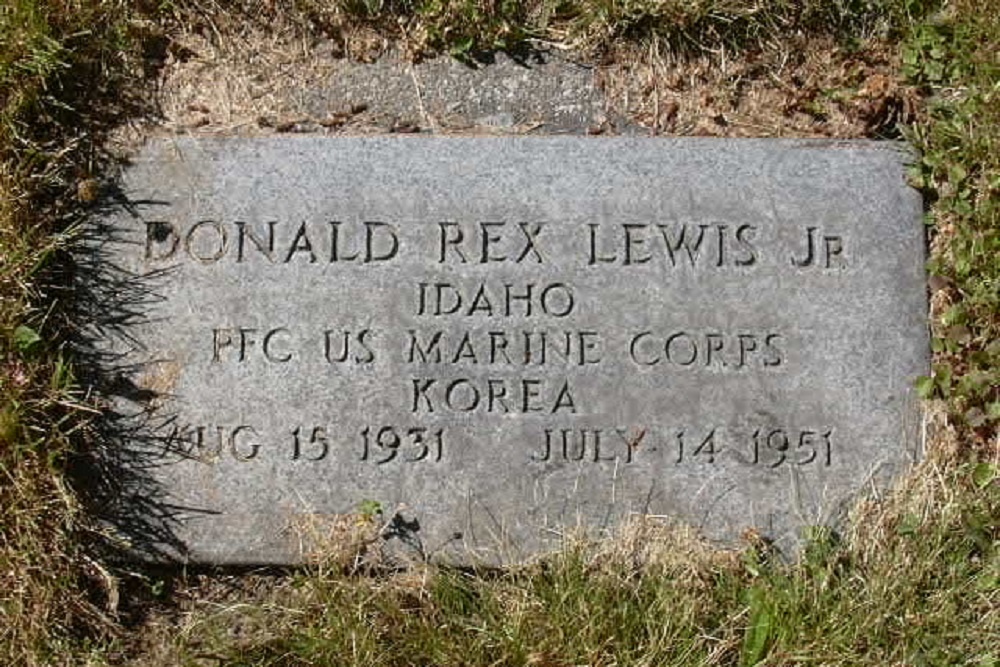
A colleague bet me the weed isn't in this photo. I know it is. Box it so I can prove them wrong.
[907,2,1000,439]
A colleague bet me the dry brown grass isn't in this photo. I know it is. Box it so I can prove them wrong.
[599,36,918,137]
[150,3,917,141]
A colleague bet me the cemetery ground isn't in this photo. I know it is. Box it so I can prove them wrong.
[0,0,997,665]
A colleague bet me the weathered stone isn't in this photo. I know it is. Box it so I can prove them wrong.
[306,51,630,134]
[84,137,927,565]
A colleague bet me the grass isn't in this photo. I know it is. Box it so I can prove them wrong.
[119,452,997,666]
[0,0,997,665]
[0,1,155,662]
[293,0,914,59]
[906,2,1000,439]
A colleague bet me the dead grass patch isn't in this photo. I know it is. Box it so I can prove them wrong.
[153,16,344,134]
[598,35,918,137]
[151,6,918,140]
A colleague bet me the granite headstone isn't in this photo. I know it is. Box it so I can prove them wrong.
[88,137,927,564]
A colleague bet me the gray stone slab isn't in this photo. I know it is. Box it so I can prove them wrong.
[307,51,626,133]
[84,137,927,565]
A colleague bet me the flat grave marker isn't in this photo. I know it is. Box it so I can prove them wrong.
[88,137,928,564]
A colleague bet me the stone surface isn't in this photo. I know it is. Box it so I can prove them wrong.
[307,51,629,134]
[85,137,927,565]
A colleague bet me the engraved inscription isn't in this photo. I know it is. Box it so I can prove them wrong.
[588,222,758,267]
[437,221,545,264]
[145,220,401,264]
[409,377,577,414]
[143,219,849,271]
[628,331,783,368]
[790,227,846,269]
[529,425,835,467]
[183,214,818,481]
[416,282,575,318]
[160,421,835,470]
